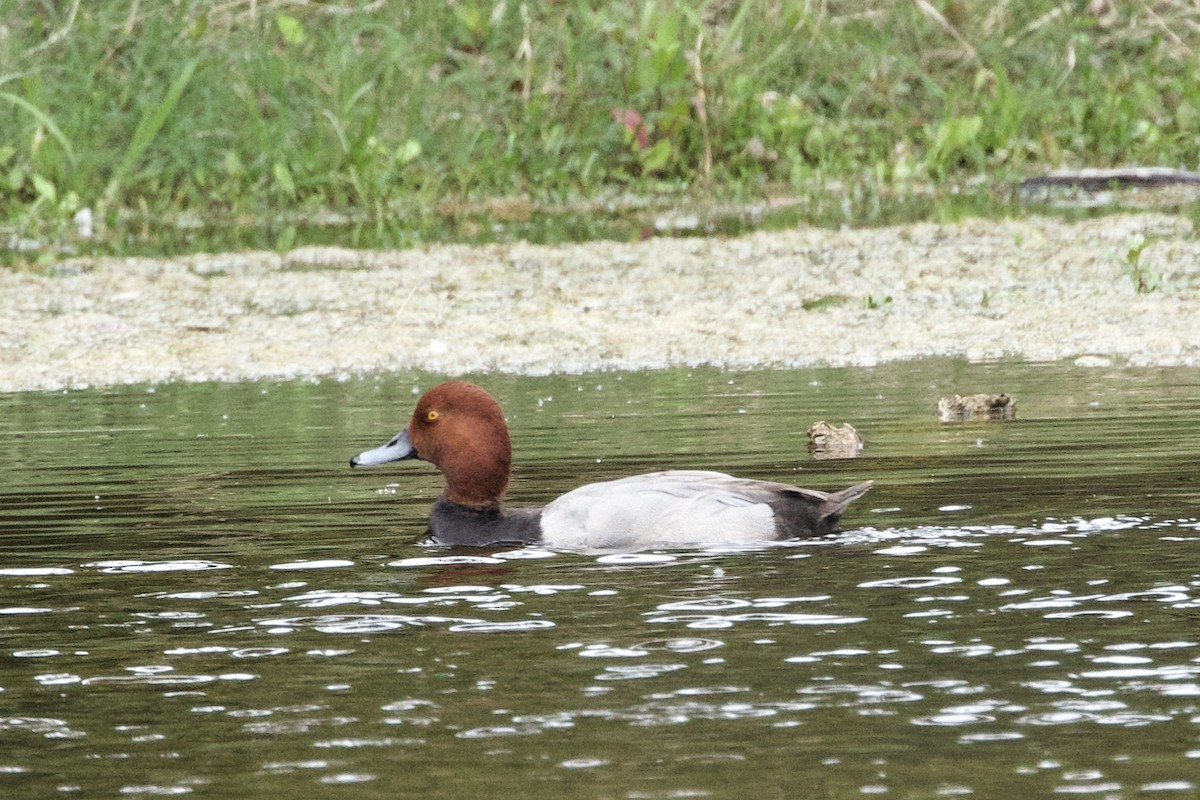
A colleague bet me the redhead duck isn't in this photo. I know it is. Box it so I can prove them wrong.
[349,381,872,550]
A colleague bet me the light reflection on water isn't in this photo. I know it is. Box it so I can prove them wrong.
[2,362,1200,798]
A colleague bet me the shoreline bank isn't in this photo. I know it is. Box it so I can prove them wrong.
[2,213,1197,393]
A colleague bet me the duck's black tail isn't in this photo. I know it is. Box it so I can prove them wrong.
[819,480,874,528]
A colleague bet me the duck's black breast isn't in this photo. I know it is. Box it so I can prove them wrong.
[427,497,544,546]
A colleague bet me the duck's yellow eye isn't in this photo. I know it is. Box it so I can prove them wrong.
[426,410,439,422]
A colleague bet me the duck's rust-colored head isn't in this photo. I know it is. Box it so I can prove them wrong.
[350,381,512,508]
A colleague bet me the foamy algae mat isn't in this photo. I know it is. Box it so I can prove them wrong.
[2,213,1198,392]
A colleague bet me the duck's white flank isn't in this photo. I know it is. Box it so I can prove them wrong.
[539,470,780,550]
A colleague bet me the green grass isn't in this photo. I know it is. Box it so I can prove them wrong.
[2,1,1199,261]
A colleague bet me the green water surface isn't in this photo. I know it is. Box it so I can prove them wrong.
[2,362,1199,798]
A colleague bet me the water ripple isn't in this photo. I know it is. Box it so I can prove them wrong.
[796,684,925,705]
[270,560,355,570]
[239,612,551,635]
[387,556,504,567]
[144,590,259,600]
[282,589,513,609]
[594,663,688,681]
[959,731,1024,743]
[84,560,233,574]
[859,576,962,589]
[319,773,377,785]
[81,673,221,687]
[246,614,466,634]
[449,619,555,633]
[636,638,725,653]
[0,567,74,576]
[118,784,196,795]
[912,712,996,726]
[646,612,866,629]
[456,724,544,739]
[0,716,85,739]
[577,638,724,658]
[0,606,58,615]
[657,597,750,611]
[595,553,677,565]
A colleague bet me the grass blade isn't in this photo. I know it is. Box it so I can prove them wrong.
[709,0,753,62]
[0,91,76,163]
[105,58,200,201]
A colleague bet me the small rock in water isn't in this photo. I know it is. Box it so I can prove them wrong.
[806,421,863,459]
[937,393,1016,422]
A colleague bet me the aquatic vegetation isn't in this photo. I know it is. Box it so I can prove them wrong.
[1122,233,1163,294]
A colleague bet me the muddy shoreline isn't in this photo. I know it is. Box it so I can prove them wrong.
[2,213,1197,393]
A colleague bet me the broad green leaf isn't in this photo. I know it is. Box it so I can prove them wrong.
[396,139,422,165]
[275,13,307,46]
[640,139,672,172]
[31,173,55,202]
[273,161,296,197]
